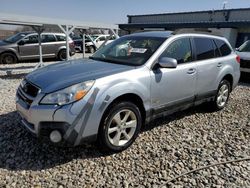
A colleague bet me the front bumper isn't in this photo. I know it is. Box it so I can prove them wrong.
[16,81,104,146]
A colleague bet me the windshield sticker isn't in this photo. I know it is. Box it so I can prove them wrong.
[130,48,147,53]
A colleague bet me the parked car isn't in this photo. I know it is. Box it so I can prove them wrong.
[16,32,240,152]
[85,34,116,53]
[0,32,75,64]
[72,35,93,52]
[236,40,250,73]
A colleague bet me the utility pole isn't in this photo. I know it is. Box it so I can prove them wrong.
[223,1,228,9]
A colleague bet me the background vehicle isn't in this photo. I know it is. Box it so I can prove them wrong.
[0,32,75,64]
[16,32,240,152]
[85,34,115,53]
[72,35,93,52]
[236,40,250,73]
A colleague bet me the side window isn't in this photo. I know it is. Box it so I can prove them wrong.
[214,39,232,56]
[42,34,56,43]
[24,35,38,44]
[56,35,66,41]
[194,38,215,60]
[98,36,106,41]
[160,38,192,64]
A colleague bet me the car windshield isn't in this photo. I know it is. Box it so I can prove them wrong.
[90,36,165,66]
[3,33,27,43]
[238,41,250,52]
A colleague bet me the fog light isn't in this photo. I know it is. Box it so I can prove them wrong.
[49,130,62,143]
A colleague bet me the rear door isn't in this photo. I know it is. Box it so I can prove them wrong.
[193,37,221,98]
[150,37,197,112]
[41,34,57,57]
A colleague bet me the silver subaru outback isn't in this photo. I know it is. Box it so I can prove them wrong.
[16,31,240,152]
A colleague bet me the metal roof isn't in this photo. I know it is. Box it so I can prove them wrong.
[0,12,118,29]
[120,8,250,31]
[127,7,250,18]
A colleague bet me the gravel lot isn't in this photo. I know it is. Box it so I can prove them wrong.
[0,55,249,187]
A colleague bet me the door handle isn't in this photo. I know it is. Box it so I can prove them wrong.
[187,68,196,74]
[217,62,222,67]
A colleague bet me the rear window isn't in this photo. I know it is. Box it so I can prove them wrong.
[214,39,232,56]
[42,34,56,42]
[56,35,66,41]
[194,38,215,60]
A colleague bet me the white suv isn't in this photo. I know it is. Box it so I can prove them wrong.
[86,34,115,53]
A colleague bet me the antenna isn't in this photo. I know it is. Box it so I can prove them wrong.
[223,1,228,9]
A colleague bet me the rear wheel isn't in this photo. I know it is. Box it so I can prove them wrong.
[0,52,17,64]
[210,80,231,111]
[98,101,142,152]
[57,49,66,61]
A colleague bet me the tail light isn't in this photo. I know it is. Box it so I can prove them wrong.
[236,55,240,64]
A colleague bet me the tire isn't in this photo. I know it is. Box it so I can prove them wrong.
[0,52,17,64]
[88,46,95,54]
[98,101,142,152]
[57,49,66,61]
[210,80,231,111]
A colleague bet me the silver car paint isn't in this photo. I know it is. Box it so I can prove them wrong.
[16,32,240,145]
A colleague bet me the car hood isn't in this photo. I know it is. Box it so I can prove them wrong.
[0,40,10,47]
[236,51,250,60]
[26,59,134,93]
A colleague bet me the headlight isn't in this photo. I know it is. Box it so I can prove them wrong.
[40,80,95,105]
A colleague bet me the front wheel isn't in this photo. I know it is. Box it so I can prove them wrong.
[98,101,142,152]
[0,52,17,64]
[88,46,95,54]
[210,80,231,111]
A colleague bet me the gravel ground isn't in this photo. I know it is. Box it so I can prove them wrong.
[0,58,249,187]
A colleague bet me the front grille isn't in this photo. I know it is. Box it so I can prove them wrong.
[21,80,40,97]
[241,59,250,69]
[17,91,33,106]
[17,80,40,107]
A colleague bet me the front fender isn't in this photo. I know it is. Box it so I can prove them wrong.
[68,67,151,139]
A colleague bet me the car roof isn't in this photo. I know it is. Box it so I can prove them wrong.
[128,31,228,41]
[129,31,173,38]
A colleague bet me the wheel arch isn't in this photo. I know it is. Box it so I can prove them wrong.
[0,50,19,61]
[99,93,146,130]
[221,74,233,92]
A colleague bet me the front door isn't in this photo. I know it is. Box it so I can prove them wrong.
[150,37,197,113]
[18,34,39,59]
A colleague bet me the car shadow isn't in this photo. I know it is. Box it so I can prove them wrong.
[0,103,210,171]
[0,111,107,171]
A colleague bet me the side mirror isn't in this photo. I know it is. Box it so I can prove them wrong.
[158,57,177,68]
[18,40,25,45]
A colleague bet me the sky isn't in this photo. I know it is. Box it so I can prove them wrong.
[0,0,250,26]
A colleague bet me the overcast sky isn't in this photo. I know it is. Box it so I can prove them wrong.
[0,0,250,25]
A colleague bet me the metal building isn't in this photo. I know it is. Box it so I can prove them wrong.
[119,8,250,47]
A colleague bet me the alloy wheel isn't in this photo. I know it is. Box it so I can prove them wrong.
[107,109,137,147]
[216,84,229,107]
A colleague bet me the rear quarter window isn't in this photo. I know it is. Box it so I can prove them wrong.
[214,39,232,56]
[56,35,66,41]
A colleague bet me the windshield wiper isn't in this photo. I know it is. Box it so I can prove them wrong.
[89,56,119,64]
